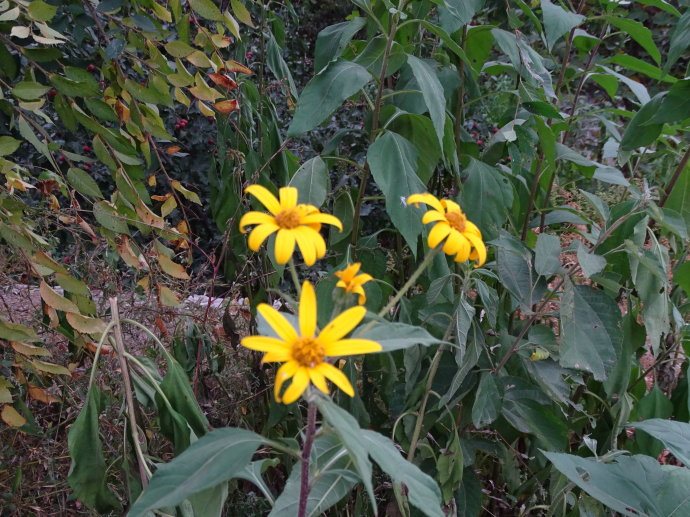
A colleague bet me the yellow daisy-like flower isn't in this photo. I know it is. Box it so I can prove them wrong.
[239,185,343,266]
[335,263,373,305]
[407,193,487,267]
[241,281,381,404]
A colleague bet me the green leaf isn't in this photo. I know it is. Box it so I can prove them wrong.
[460,159,514,240]
[12,81,51,100]
[0,136,20,156]
[124,79,172,106]
[0,42,19,79]
[266,32,297,98]
[288,156,330,207]
[534,233,563,276]
[28,0,57,21]
[455,467,482,517]
[522,100,563,119]
[49,75,99,97]
[576,244,606,279]
[360,430,444,517]
[492,232,546,313]
[93,201,130,235]
[665,162,690,228]
[85,98,118,123]
[230,0,254,27]
[314,17,366,73]
[605,15,661,64]
[67,388,121,513]
[160,357,209,439]
[128,428,265,516]
[164,40,195,58]
[541,0,585,51]
[502,398,568,451]
[674,261,690,297]
[620,93,666,152]
[356,319,448,353]
[545,452,690,516]
[647,79,690,124]
[559,282,622,381]
[606,54,676,82]
[438,0,485,33]
[367,132,426,257]
[189,0,223,20]
[270,435,357,517]
[288,60,371,136]
[630,419,690,468]
[315,397,376,510]
[387,114,442,185]
[472,373,501,428]
[636,0,680,16]
[405,55,446,148]
[665,10,690,71]
[0,317,40,342]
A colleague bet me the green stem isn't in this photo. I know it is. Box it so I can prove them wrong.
[87,320,117,391]
[298,402,317,517]
[288,258,302,298]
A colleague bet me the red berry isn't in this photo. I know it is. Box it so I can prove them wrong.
[208,138,214,144]
[507,157,512,162]
[99,81,105,87]
[491,128,498,133]
[175,123,181,129]
[86,64,96,72]
[246,51,254,59]
[83,145,91,152]
[62,256,71,263]
[87,162,94,167]
[55,131,62,137]
[477,140,484,146]
[207,117,215,122]
[58,155,65,162]
[47,89,57,98]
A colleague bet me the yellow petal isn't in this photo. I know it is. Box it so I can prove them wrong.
[317,362,354,397]
[301,213,343,231]
[279,186,298,209]
[245,184,281,215]
[312,230,326,260]
[248,223,279,251]
[354,273,373,285]
[407,193,444,213]
[422,210,446,225]
[428,222,451,248]
[241,335,290,353]
[299,281,317,337]
[441,199,462,214]
[324,338,381,356]
[239,211,276,232]
[453,234,471,263]
[294,227,317,266]
[318,306,366,344]
[465,220,482,238]
[353,285,366,305]
[336,279,348,289]
[309,367,330,394]
[274,361,299,402]
[274,229,296,264]
[282,367,310,404]
[465,232,487,266]
[262,350,292,362]
[443,229,462,255]
[257,304,298,342]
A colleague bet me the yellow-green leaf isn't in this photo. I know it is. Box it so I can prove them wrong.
[11,341,52,357]
[189,0,223,20]
[39,281,80,313]
[231,0,254,27]
[171,180,202,204]
[157,253,190,279]
[158,285,181,306]
[66,313,108,335]
[31,359,71,376]
[1,405,26,427]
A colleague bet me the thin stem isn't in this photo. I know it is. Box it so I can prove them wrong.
[377,245,443,319]
[87,320,118,390]
[298,402,318,517]
[109,298,149,488]
[521,155,545,240]
[288,258,302,298]
[659,145,690,207]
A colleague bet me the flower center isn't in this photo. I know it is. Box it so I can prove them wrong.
[445,211,467,232]
[275,208,302,229]
[292,337,325,368]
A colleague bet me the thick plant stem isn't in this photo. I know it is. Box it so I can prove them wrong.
[298,402,317,517]
[659,145,690,207]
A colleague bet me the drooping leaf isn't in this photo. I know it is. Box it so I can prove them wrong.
[472,373,501,428]
[665,10,690,71]
[67,167,104,199]
[355,319,449,353]
[534,233,563,276]
[605,15,661,64]
[128,428,264,516]
[189,0,223,20]
[559,282,622,381]
[541,0,585,51]
[314,17,366,73]
[630,419,690,468]
[405,55,446,148]
[460,159,514,240]
[68,388,121,513]
[367,132,426,257]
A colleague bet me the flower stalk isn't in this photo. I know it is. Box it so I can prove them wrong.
[298,401,318,517]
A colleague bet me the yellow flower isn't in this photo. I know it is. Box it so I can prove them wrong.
[407,193,487,267]
[241,281,381,404]
[335,263,373,305]
[239,185,343,266]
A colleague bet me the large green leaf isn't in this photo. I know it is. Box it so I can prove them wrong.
[128,428,264,516]
[266,32,298,98]
[189,0,223,20]
[541,0,585,51]
[360,430,444,517]
[438,0,485,33]
[387,114,442,185]
[315,397,375,509]
[606,16,661,64]
[270,435,358,517]
[288,60,371,136]
[314,17,366,73]
[492,232,546,313]
[559,282,622,381]
[355,319,449,352]
[68,388,121,514]
[472,373,501,428]
[502,398,568,451]
[648,79,690,125]
[67,167,104,199]
[406,55,446,148]
[288,156,330,207]
[460,159,513,240]
[534,233,563,276]
[159,357,209,440]
[545,452,690,516]
[665,10,690,71]
[632,419,690,474]
[367,132,426,256]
